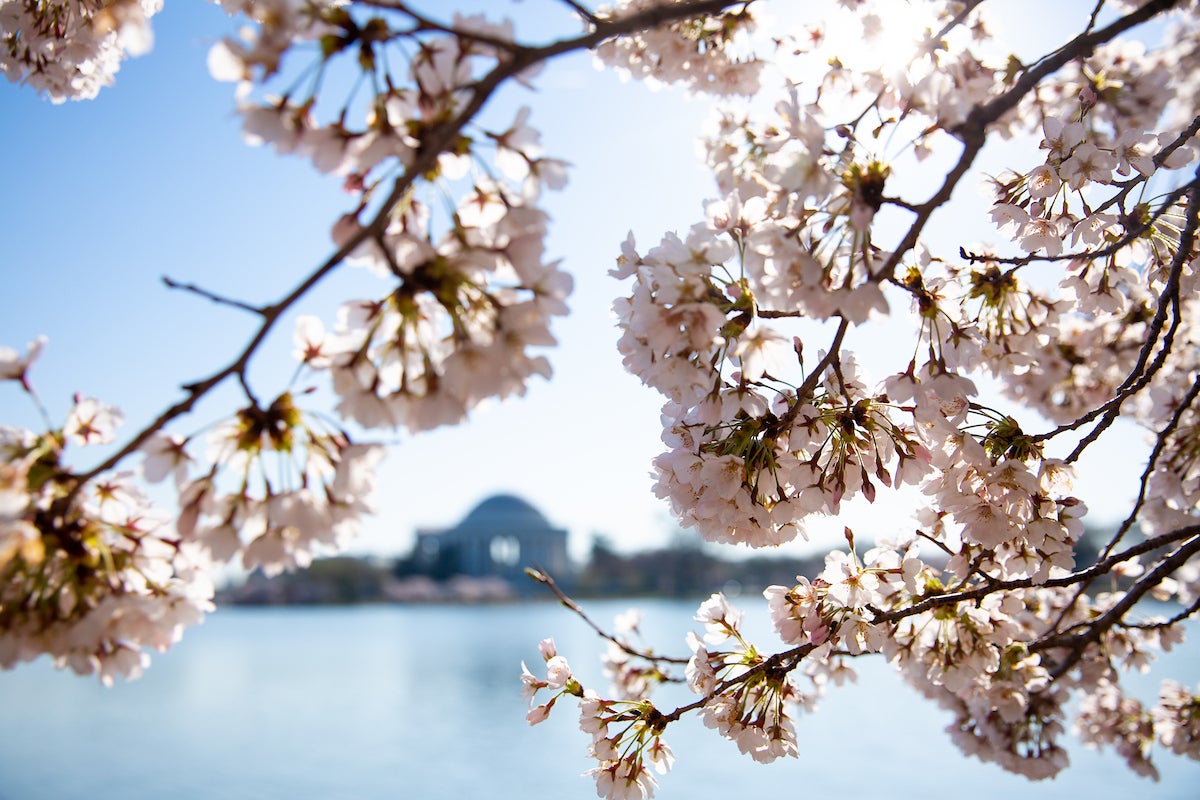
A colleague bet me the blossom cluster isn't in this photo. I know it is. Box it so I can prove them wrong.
[593,0,763,95]
[207,2,575,433]
[580,0,1200,787]
[299,194,572,433]
[0,352,212,683]
[207,2,544,188]
[152,392,385,576]
[0,339,384,682]
[687,593,807,763]
[523,636,673,800]
[0,0,159,102]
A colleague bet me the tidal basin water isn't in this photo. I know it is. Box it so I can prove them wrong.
[1,599,1198,800]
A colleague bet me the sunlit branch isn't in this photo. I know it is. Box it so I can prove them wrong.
[932,0,984,42]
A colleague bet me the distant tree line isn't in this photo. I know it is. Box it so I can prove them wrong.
[218,526,1125,606]
[219,536,826,605]
[572,537,823,599]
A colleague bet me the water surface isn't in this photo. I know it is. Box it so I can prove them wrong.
[1,600,1196,799]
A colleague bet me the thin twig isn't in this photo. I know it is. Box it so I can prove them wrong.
[958,178,1193,269]
[375,1,525,52]
[1124,594,1200,632]
[931,0,984,43]
[769,316,850,436]
[162,276,265,316]
[526,567,689,665]
[660,641,818,725]
[1105,371,1200,559]
[558,0,600,26]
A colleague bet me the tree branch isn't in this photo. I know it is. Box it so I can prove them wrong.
[878,0,1181,283]
[1055,169,1200,461]
[868,524,1200,626]
[1035,532,1200,680]
[558,0,600,26]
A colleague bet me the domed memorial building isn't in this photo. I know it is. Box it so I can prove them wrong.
[412,494,571,593]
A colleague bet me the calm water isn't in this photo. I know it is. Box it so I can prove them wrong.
[1,599,1197,799]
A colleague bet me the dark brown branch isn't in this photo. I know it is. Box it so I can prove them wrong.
[558,0,600,26]
[1090,114,1200,216]
[867,525,1200,626]
[1108,372,1200,559]
[958,178,1193,270]
[931,0,984,43]
[878,0,1181,282]
[1125,594,1200,632]
[659,641,818,724]
[535,522,1200,732]
[958,0,1179,135]
[1040,372,1200,634]
[1152,113,1200,171]
[755,316,850,448]
[1058,170,1200,461]
[372,1,525,51]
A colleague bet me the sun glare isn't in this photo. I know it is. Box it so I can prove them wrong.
[759,1,951,112]
[832,4,935,78]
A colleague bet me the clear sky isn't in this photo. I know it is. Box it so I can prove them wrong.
[1,1,1151,564]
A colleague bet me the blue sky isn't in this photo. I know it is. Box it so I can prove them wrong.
[1,1,1152,563]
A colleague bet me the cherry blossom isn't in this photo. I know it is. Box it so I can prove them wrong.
[0,404,212,685]
[0,336,45,389]
[0,0,161,102]
[5,0,1200,791]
